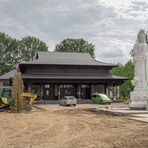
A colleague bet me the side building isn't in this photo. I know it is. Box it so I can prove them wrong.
[18,51,127,100]
[0,70,16,88]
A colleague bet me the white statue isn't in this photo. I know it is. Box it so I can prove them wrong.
[130,29,148,109]
[137,29,146,43]
[132,29,148,88]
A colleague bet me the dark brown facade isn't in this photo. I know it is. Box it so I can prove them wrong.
[19,52,127,100]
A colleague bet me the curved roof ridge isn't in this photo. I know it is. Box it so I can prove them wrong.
[93,59,116,66]
[20,51,116,67]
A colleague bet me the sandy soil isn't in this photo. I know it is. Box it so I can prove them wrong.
[0,104,148,148]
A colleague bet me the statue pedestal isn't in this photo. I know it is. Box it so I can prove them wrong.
[130,91,148,110]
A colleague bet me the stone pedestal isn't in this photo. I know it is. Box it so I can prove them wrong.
[130,91,148,110]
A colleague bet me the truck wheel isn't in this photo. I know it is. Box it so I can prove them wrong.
[100,100,103,104]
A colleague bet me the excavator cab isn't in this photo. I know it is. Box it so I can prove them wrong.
[0,88,13,105]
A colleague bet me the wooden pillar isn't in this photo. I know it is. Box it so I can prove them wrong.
[40,83,44,101]
[106,85,109,96]
[55,84,58,100]
[58,84,60,100]
[91,84,96,94]
[76,84,81,99]
[77,84,81,99]
[117,86,120,98]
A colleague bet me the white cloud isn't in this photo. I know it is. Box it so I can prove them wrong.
[0,0,148,64]
[99,0,148,9]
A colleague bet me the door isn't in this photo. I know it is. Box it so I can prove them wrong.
[43,84,55,100]
[59,84,76,99]
[81,84,91,99]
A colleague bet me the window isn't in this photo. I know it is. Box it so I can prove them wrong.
[44,84,50,88]
[99,94,108,99]
[81,84,89,88]
[3,81,10,86]
[59,84,74,88]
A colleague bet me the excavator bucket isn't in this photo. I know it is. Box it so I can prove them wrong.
[20,93,37,111]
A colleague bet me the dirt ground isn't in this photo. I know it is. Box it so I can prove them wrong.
[0,103,148,148]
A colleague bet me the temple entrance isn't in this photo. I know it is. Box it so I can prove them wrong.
[43,84,55,100]
[80,84,91,99]
[59,84,76,99]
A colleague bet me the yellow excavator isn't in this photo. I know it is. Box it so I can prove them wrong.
[20,92,37,111]
[0,88,37,111]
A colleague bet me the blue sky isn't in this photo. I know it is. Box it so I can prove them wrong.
[0,0,148,64]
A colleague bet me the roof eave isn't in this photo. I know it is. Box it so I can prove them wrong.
[19,63,117,67]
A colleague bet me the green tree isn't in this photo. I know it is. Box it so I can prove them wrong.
[111,60,134,97]
[19,36,48,61]
[0,34,48,74]
[55,38,95,58]
[0,33,20,74]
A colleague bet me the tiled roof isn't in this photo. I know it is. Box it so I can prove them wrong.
[20,51,116,67]
[0,70,16,80]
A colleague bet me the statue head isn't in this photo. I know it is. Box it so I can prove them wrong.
[137,29,146,43]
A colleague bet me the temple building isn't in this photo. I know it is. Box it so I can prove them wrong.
[14,51,127,100]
